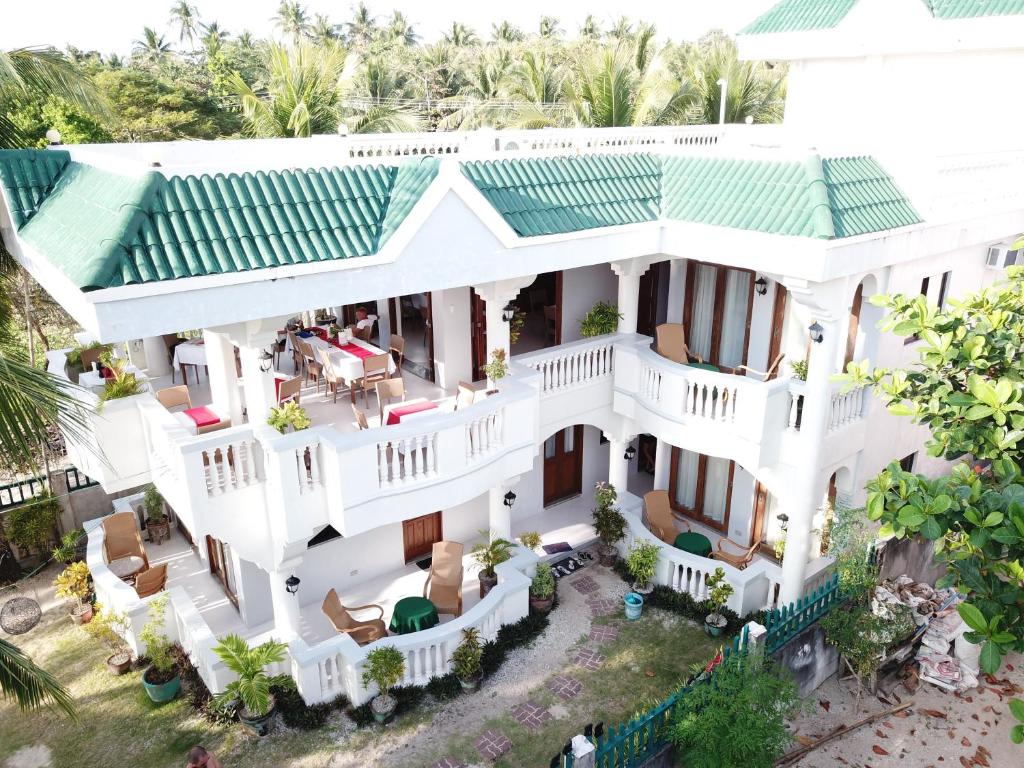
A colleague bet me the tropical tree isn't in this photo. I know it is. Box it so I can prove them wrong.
[444,22,478,47]
[492,21,525,44]
[132,27,172,66]
[310,14,339,45]
[236,31,256,50]
[200,22,229,59]
[345,3,378,47]
[386,12,419,47]
[169,1,202,48]
[273,0,310,45]
[439,49,513,129]
[507,50,571,128]
[608,16,634,41]
[580,15,602,40]
[348,55,421,134]
[539,16,563,39]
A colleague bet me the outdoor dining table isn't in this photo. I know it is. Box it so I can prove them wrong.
[296,328,396,383]
[674,531,713,558]
[389,596,439,635]
[173,339,208,384]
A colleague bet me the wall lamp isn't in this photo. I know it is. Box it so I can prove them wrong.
[777,513,789,532]
[754,276,768,296]
[259,348,275,372]
[502,303,516,323]
[285,574,301,595]
[808,321,824,344]
[623,445,637,461]
[503,490,517,508]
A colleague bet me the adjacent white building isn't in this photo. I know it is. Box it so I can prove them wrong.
[2,0,1022,705]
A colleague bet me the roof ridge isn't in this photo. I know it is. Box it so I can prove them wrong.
[803,154,837,239]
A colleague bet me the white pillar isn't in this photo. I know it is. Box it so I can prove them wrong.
[666,259,687,324]
[488,486,512,541]
[780,316,841,604]
[239,341,278,427]
[611,257,656,335]
[607,434,630,494]
[375,298,391,351]
[653,438,671,490]
[269,562,303,641]
[125,339,147,370]
[472,276,537,365]
[141,336,171,377]
[203,329,243,426]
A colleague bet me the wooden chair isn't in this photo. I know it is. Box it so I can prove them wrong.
[643,490,688,545]
[423,541,464,617]
[351,403,370,431]
[714,538,759,570]
[735,353,786,381]
[455,381,475,411]
[298,339,323,392]
[102,512,149,572]
[418,306,431,344]
[317,349,344,403]
[277,376,302,405]
[654,324,702,365]
[161,335,185,366]
[80,345,110,372]
[355,322,373,342]
[375,378,406,418]
[287,331,304,374]
[354,353,390,406]
[389,334,405,373]
[155,385,191,412]
[544,305,558,344]
[321,588,387,645]
[134,563,168,598]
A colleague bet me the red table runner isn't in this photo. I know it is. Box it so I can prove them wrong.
[308,327,328,340]
[386,401,438,425]
[334,341,375,361]
[183,406,220,428]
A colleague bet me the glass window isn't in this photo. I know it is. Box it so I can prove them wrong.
[718,270,752,369]
[702,457,731,524]
[674,449,699,509]
[563,427,575,453]
[544,435,556,459]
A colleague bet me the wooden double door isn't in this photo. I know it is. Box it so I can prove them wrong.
[402,511,443,563]
[206,535,238,608]
[543,425,584,507]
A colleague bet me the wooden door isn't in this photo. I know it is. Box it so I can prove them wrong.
[543,425,584,506]
[403,511,443,562]
[470,289,487,382]
[767,284,788,379]
[682,261,755,373]
[424,292,435,381]
[844,283,863,367]
[206,535,238,608]
[636,262,663,337]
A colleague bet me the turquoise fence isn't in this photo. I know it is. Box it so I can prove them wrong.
[763,572,842,654]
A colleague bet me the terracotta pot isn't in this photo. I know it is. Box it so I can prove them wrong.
[478,572,498,599]
[106,651,132,675]
[598,546,618,567]
[71,603,93,625]
[147,517,170,545]
[530,594,554,615]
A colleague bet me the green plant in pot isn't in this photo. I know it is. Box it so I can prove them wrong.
[143,485,170,544]
[267,400,312,434]
[84,603,132,675]
[483,348,508,385]
[592,482,626,566]
[98,352,144,403]
[517,531,542,551]
[51,527,86,564]
[529,562,556,615]
[328,323,341,339]
[212,634,288,735]
[53,561,93,624]
[451,627,484,691]
[363,645,405,723]
[703,568,734,637]
[579,301,622,338]
[627,540,661,595]
[139,594,181,702]
[471,532,516,598]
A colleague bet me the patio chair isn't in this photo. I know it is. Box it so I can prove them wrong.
[161,334,185,366]
[356,322,374,342]
[389,334,405,373]
[654,324,703,365]
[134,563,168,598]
[735,353,786,381]
[321,588,388,645]
[197,418,231,436]
[544,305,558,344]
[156,385,192,412]
[714,538,759,570]
[643,490,688,545]
[299,339,323,392]
[375,378,406,418]
[352,403,370,431]
[287,331,304,374]
[355,353,390,406]
[423,541,464,617]
[79,345,110,372]
[317,349,344,403]
[102,512,149,572]
[455,381,475,411]
[277,375,302,405]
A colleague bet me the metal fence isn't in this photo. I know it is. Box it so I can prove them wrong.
[0,467,99,511]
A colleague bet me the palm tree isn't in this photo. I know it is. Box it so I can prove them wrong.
[491,21,525,44]
[608,16,633,40]
[345,3,378,47]
[386,12,418,46]
[0,637,76,719]
[236,31,256,50]
[132,27,172,65]
[273,0,310,45]
[347,55,422,134]
[539,16,562,39]
[169,1,201,48]
[507,50,570,128]
[580,15,602,40]
[444,22,478,47]
[310,14,339,45]
[439,49,513,129]
[201,22,229,59]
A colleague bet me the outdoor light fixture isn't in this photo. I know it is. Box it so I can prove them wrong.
[777,513,789,532]
[502,303,516,323]
[45,128,62,146]
[808,321,824,344]
[624,445,637,462]
[754,276,768,296]
[503,490,517,508]
[259,348,274,372]
[285,574,301,595]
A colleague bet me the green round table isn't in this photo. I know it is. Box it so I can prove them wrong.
[389,596,439,635]
[674,531,713,558]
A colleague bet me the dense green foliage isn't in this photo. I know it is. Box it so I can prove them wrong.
[579,301,622,337]
[4,491,60,551]
[212,634,288,717]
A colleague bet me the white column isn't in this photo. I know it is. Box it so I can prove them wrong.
[203,329,243,426]
[269,562,303,641]
[780,316,841,604]
[488,485,512,541]
[653,438,671,490]
[472,276,537,364]
[607,434,631,494]
[375,298,391,351]
[141,336,172,377]
[611,257,656,335]
[239,340,278,426]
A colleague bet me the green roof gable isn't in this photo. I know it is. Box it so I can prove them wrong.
[0,150,439,291]
[741,0,858,35]
[820,157,922,238]
[924,0,1024,18]
[0,149,70,228]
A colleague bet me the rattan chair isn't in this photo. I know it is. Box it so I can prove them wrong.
[103,512,149,573]
[654,324,702,365]
[321,589,387,645]
[156,385,191,412]
[134,563,168,598]
[714,538,759,570]
[375,378,406,418]
[643,490,688,545]
[423,541,464,617]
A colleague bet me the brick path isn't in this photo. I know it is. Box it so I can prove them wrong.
[547,675,583,700]
[589,624,619,644]
[474,730,512,761]
[586,596,620,616]
[570,575,600,595]
[429,759,466,768]
[574,647,606,671]
[511,700,553,731]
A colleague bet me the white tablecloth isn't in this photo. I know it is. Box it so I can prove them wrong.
[298,334,396,382]
[173,341,208,370]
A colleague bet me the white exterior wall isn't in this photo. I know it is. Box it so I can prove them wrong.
[560,264,619,344]
[431,286,473,389]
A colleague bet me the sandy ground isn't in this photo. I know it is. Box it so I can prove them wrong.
[787,653,1024,767]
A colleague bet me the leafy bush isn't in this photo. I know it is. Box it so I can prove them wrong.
[483,348,508,382]
[362,646,405,699]
[530,562,555,599]
[517,531,542,550]
[139,594,176,681]
[705,567,735,623]
[53,561,91,606]
[83,603,129,655]
[669,656,800,768]
[592,482,626,548]
[173,645,233,724]
[97,353,144,403]
[425,673,462,701]
[626,541,661,589]
[789,359,808,381]
[267,400,312,433]
[51,527,84,563]
[579,301,622,337]
[451,627,483,681]
[470,533,516,578]
[143,485,165,522]
[6,492,61,551]
[269,677,347,730]
[821,602,915,687]
[212,634,288,718]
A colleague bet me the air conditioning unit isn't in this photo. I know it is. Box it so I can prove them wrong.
[985,244,1023,269]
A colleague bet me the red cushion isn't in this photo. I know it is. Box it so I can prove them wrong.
[183,406,219,428]
[386,401,438,425]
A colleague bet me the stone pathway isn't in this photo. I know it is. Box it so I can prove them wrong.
[569,575,600,595]
[510,700,553,731]
[588,624,619,644]
[547,675,583,701]
[429,759,465,768]
[474,730,512,761]
[586,596,619,616]
[574,647,606,671]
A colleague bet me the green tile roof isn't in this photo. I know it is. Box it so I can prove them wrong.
[820,157,923,238]
[461,154,662,236]
[740,0,858,35]
[0,150,439,291]
[925,0,1024,18]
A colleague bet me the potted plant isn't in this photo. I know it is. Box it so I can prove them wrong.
[362,645,405,723]
[51,527,86,564]
[626,540,661,595]
[328,323,341,340]
[529,562,556,615]
[139,594,181,702]
[143,485,170,545]
[53,561,93,624]
[212,634,288,736]
[98,352,144,403]
[451,627,483,691]
[592,482,626,566]
[470,533,516,598]
[789,360,808,381]
[517,531,542,551]
[84,604,133,675]
[703,568,734,637]
[483,348,508,385]
[579,301,622,338]
[267,400,312,434]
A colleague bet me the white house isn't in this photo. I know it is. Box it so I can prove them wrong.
[1,0,1022,705]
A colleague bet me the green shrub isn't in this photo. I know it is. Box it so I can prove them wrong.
[470,533,516,578]
[530,562,555,599]
[51,528,84,563]
[269,677,347,730]
[626,541,661,589]
[425,673,462,701]
[483,348,508,381]
[139,594,176,680]
[518,531,542,550]
[5,492,61,551]
[789,359,808,381]
[579,301,622,337]
[362,646,405,700]
[267,400,312,433]
[143,485,165,523]
[592,482,626,548]
[451,627,483,681]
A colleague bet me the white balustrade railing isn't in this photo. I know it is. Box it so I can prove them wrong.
[466,407,504,460]
[495,125,724,153]
[787,380,806,432]
[827,384,868,432]
[179,428,263,497]
[516,336,615,395]
[378,431,439,486]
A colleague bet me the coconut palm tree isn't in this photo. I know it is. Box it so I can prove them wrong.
[345,3,378,47]
[132,27,172,65]
[539,16,562,39]
[608,16,633,41]
[236,31,256,50]
[580,15,602,40]
[201,22,229,59]
[273,0,310,45]
[310,14,339,45]
[169,1,201,48]
[0,637,76,719]
[507,50,570,128]
[444,22,478,47]
[386,12,419,46]
[439,49,514,130]
[344,55,421,133]
[491,21,525,44]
